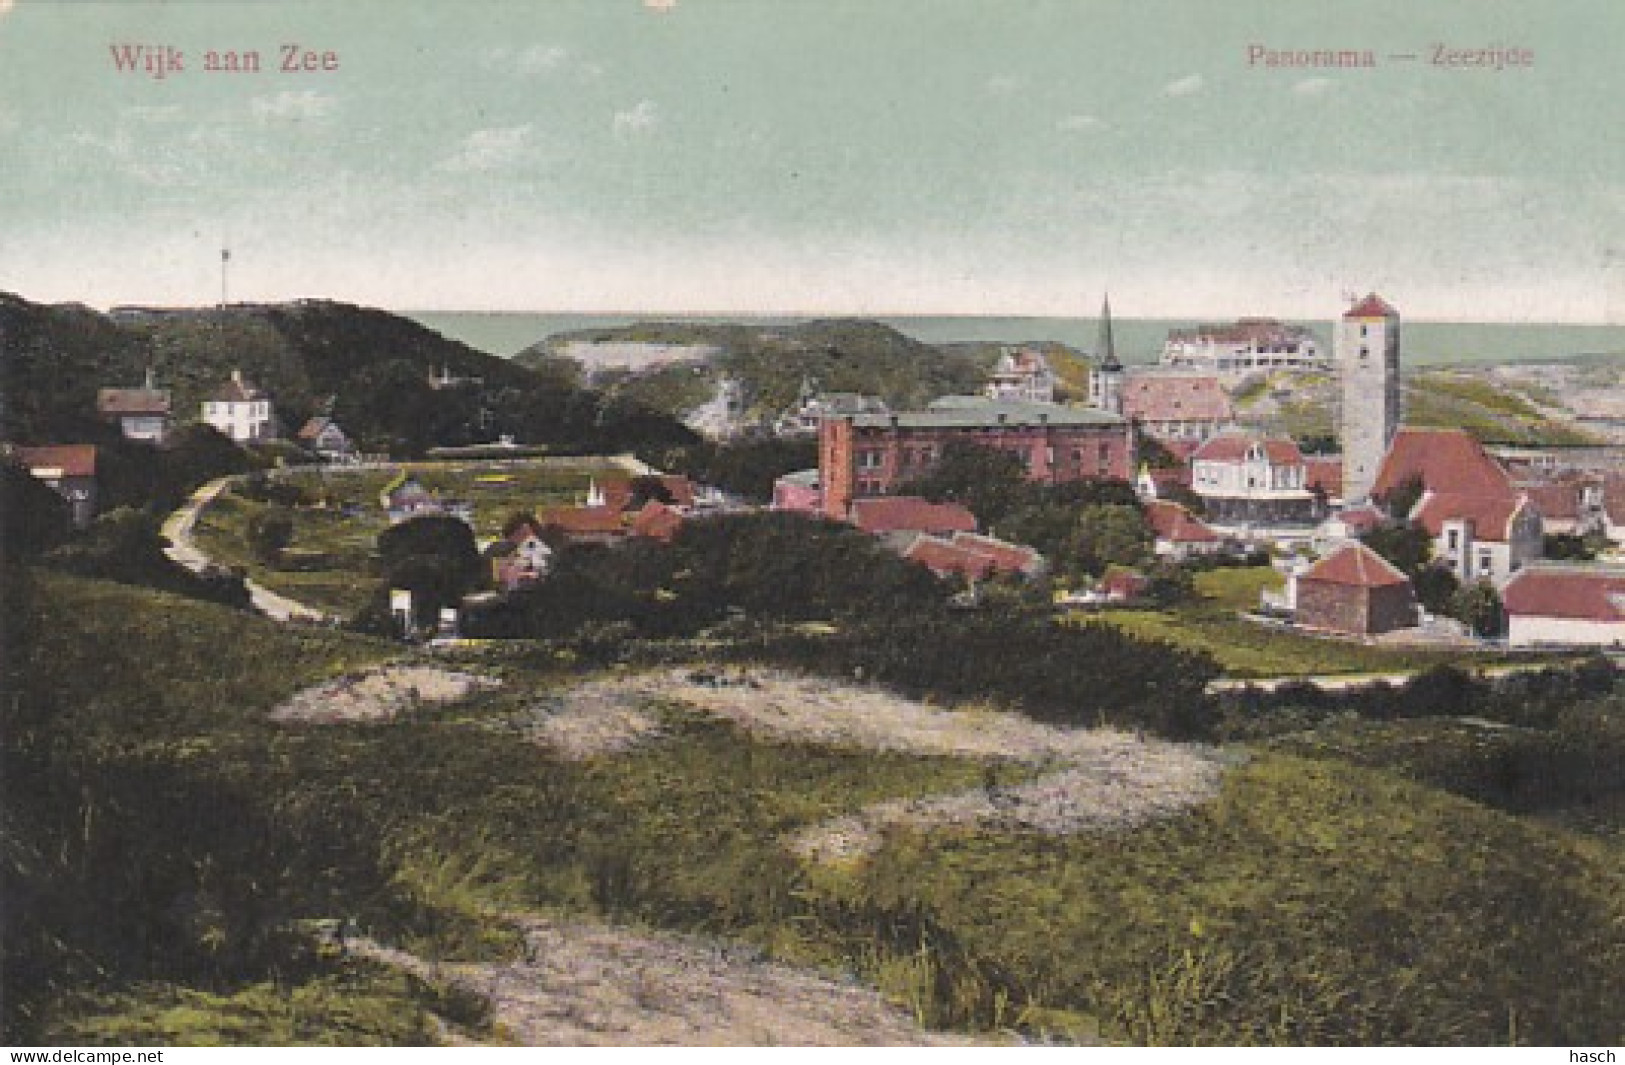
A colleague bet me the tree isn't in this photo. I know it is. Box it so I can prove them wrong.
[1543,533,1596,562]
[901,440,1031,525]
[1361,521,1432,576]
[1063,504,1152,578]
[1411,564,1460,616]
[1377,473,1425,524]
[246,507,295,563]
[1451,580,1505,640]
[375,515,485,629]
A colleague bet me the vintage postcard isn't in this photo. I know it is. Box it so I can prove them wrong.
[3,0,1623,1051]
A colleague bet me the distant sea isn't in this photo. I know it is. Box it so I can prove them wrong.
[406,312,1625,367]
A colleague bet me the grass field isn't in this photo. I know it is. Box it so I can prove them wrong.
[12,572,1624,1045]
[1075,567,1501,679]
[187,458,642,616]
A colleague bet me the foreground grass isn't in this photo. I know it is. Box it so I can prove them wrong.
[12,572,1624,1045]
[1077,569,1502,678]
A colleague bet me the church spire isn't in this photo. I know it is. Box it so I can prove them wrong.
[1098,292,1121,370]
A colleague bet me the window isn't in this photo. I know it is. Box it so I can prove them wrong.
[1446,529,1459,550]
[857,450,882,470]
[1477,552,1492,575]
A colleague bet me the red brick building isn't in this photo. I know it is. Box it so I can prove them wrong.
[819,399,1133,519]
[1294,542,1418,636]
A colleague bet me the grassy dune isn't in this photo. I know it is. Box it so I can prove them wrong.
[9,572,1623,1045]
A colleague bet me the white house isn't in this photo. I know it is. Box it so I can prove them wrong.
[1160,318,1327,377]
[1189,432,1323,531]
[202,369,278,443]
[1413,490,1543,587]
[1502,564,1625,647]
[985,347,1057,404]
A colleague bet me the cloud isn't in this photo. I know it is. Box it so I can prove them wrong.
[612,99,659,138]
[436,125,535,172]
[514,44,567,74]
[1056,113,1104,133]
[1293,77,1333,97]
[644,0,679,11]
[1163,74,1205,97]
[0,1,13,17]
[985,73,1024,97]
[250,90,333,121]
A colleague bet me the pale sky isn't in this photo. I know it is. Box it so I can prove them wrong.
[3,0,1623,320]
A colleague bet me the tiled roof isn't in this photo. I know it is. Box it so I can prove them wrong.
[1305,457,1343,498]
[1370,427,1513,500]
[1520,482,1580,521]
[902,536,995,581]
[1336,504,1386,534]
[599,475,696,511]
[1144,500,1220,543]
[850,496,978,536]
[537,505,626,536]
[1344,293,1399,319]
[1300,542,1411,588]
[15,444,97,478]
[948,531,1043,574]
[97,388,170,416]
[211,371,267,403]
[1191,432,1304,465]
[1503,565,1625,622]
[1412,491,1530,542]
[629,500,684,542]
[1166,319,1316,346]
[850,399,1123,430]
[1121,372,1234,423]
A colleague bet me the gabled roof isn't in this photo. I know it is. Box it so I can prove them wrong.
[1370,427,1513,501]
[598,475,697,512]
[629,500,684,542]
[1503,565,1625,622]
[97,388,171,416]
[1335,503,1386,534]
[1344,293,1399,319]
[902,535,995,581]
[948,531,1044,575]
[849,496,978,536]
[1144,500,1220,544]
[537,505,626,536]
[1305,457,1343,499]
[1412,490,1533,543]
[1300,542,1411,588]
[15,444,97,478]
[504,521,545,545]
[1191,432,1304,466]
[1121,372,1234,423]
[297,416,346,442]
[1520,482,1580,522]
[211,370,268,403]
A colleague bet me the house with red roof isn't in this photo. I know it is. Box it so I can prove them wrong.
[848,496,978,546]
[629,500,685,543]
[1120,370,1236,445]
[1189,431,1324,533]
[771,469,822,514]
[1144,500,1226,559]
[901,530,1044,583]
[1293,542,1418,636]
[488,522,554,591]
[13,444,98,527]
[97,369,171,443]
[1369,427,1542,586]
[1502,564,1625,647]
[535,505,627,547]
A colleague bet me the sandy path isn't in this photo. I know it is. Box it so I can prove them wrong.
[270,664,500,724]
[356,916,996,1046]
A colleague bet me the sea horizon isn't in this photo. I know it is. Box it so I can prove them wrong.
[404,310,1625,368]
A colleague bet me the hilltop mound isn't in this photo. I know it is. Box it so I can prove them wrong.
[0,294,696,456]
[515,318,990,427]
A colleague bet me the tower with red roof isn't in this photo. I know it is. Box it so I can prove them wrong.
[1338,293,1402,503]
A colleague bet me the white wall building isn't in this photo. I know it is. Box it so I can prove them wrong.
[201,369,277,443]
[1503,564,1625,647]
[1161,319,1326,376]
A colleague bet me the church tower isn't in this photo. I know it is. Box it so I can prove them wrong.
[1089,293,1125,415]
[1338,293,1401,503]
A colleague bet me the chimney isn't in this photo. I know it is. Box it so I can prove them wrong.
[231,369,243,386]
